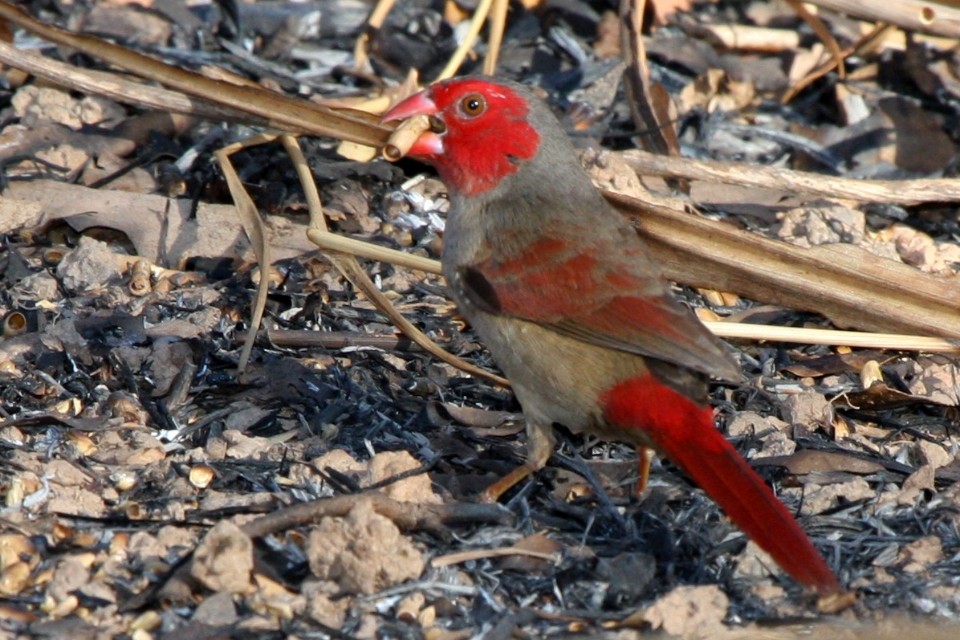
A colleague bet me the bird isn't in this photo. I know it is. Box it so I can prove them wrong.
[382,77,841,596]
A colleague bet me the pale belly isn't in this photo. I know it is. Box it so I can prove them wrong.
[466,309,652,443]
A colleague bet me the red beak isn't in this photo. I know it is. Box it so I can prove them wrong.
[382,91,444,158]
[383,91,438,122]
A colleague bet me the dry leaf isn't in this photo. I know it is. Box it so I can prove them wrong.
[4,180,315,267]
[752,449,886,476]
[678,68,756,114]
[497,532,562,573]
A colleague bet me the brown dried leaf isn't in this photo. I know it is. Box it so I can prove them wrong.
[497,532,562,573]
[898,464,936,506]
[678,68,756,114]
[4,180,315,267]
[915,440,953,470]
[752,449,886,476]
[783,351,893,378]
[439,403,524,432]
[843,379,954,411]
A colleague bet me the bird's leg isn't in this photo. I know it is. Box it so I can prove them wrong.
[480,421,555,503]
[635,445,654,495]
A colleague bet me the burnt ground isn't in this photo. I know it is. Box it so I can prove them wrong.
[2,1,960,638]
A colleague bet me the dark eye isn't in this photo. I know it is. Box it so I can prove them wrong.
[459,93,486,117]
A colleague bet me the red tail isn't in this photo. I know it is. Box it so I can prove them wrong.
[603,375,840,595]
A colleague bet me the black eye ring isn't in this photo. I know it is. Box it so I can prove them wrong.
[459,93,486,117]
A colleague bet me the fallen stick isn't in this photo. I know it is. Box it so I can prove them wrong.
[266,329,420,351]
[804,0,960,39]
[619,149,960,205]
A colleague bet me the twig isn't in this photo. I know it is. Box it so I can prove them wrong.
[266,329,419,351]
[0,3,392,146]
[214,133,279,372]
[353,0,398,72]
[431,546,560,568]
[689,24,801,53]
[382,115,432,161]
[703,322,960,352]
[620,0,679,157]
[780,22,893,104]
[436,0,495,80]
[803,0,960,39]
[0,41,262,126]
[240,493,513,540]
[786,0,845,76]
[306,229,439,273]
[619,148,960,205]
[287,137,511,387]
[484,0,510,76]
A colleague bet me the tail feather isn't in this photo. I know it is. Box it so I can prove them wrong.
[603,375,840,594]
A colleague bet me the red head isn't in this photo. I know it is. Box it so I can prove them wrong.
[382,78,541,196]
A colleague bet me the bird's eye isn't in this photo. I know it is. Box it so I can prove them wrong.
[459,93,487,117]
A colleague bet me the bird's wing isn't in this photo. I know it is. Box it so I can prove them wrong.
[457,223,739,381]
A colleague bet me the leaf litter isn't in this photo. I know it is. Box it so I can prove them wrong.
[2,1,960,638]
